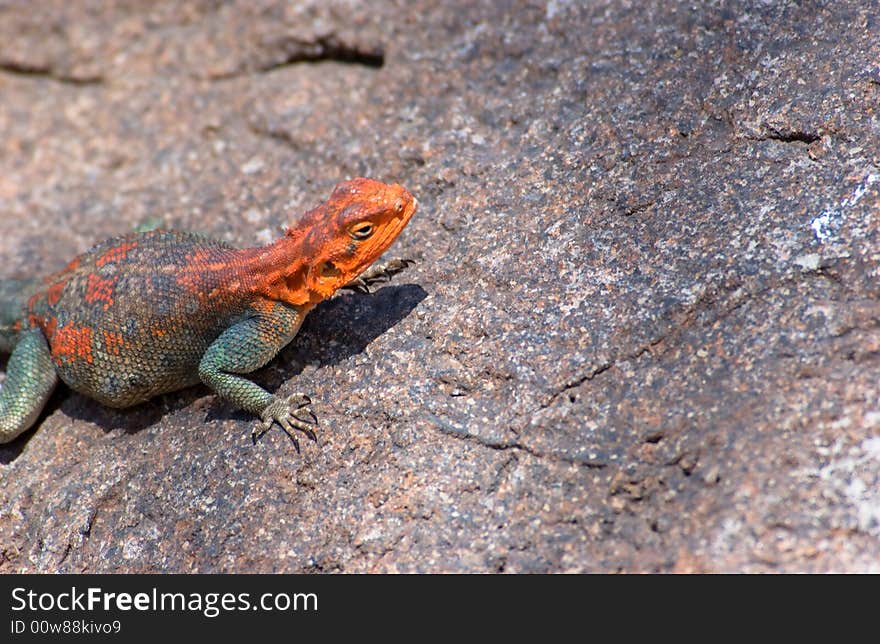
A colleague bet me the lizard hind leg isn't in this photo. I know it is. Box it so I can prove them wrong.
[0,328,58,443]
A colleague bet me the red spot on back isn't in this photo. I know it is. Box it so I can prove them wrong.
[29,314,49,336]
[46,280,67,306]
[102,330,124,355]
[96,241,138,267]
[84,274,116,310]
[186,248,213,264]
[60,256,81,274]
[176,247,237,297]
[43,316,57,340]
[51,323,94,365]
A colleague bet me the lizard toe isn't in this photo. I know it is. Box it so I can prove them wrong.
[277,418,302,453]
[301,425,318,443]
[292,407,318,426]
[252,418,273,443]
[286,392,312,409]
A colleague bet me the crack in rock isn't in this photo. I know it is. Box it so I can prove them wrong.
[0,61,103,86]
[743,126,821,144]
[206,34,384,80]
[541,267,858,411]
[427,413,607,469]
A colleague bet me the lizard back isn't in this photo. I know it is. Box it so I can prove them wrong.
[25,230,262,407]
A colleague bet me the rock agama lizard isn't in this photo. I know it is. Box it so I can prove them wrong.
[0,178,417,448]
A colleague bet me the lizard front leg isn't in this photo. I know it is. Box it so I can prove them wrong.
[341,258,414,294]
[198,301,317,450]
[0,328,58,443]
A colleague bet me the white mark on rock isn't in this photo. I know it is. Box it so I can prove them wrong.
[810,172,879,243]
[255,228,274,245]
[242,157,265,175]
[243,207,263,224]
[546,0,571,20]
[808,435,880,538]
[845,172,879,208]
[810,210,841,243]
[793,253,821,271]
[863,435,880,456]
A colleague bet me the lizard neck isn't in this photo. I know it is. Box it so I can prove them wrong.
[238,232,320,309]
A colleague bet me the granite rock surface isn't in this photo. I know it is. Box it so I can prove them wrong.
[1,0,878,572]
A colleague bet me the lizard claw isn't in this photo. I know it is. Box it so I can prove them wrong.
[280,426,301,454]
[343,258,415,294]
[253,393,319,450]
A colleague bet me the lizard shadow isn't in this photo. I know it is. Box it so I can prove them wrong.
[211,282,428,424]
[51,283,427,437]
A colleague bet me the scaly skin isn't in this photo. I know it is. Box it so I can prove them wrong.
[0,178,417,448]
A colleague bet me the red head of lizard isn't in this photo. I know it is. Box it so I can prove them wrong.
[276,178,417,305]
[242,178,416,307]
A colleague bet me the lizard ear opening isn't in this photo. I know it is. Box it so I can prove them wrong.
[319,261,341,279]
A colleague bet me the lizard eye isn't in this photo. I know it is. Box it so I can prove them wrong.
[348,222,374,240]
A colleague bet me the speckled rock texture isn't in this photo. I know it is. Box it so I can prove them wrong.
[1,0,878,572]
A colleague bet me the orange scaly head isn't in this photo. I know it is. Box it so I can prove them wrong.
[291,178,417,302]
